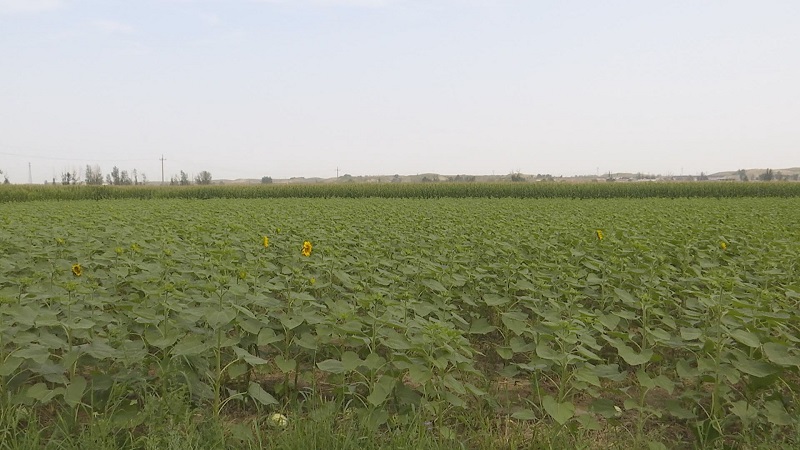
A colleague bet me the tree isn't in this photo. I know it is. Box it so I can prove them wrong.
[0,169,8,184]
[110,166,121,185]
[510,172,525,182]
[261,176,273,184]
[195,171,212,185]
[85,165,104,185]
[736,169,749,181]
[758,168,774,182]
[61,170,76,185]
[179,171,190,185]
[120,170,132,185]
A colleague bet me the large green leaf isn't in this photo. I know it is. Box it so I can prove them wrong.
[764,400,794,425]
[729,400,757,423]
[614,288,637,306]
[679,327,702,341]
[763,342,800,367]
[317,359,346,374]
[232,346,270,366]
[257,328,283,346]
[468,318,496,334]
[421,279,447,293]
[615,344,653,366]
[274,355,296,373]
[247,382,278,406]
[366,375,395,407]
[64,376,87,408]
[730,329,760,348]
[542,395,574,425]
[500,311,529,335]
[483,294,510,306]
[205,309,236,329]
[0,357,24,376]
[171,334,210,356]
[341,351,362,372]
[732,358,780,378]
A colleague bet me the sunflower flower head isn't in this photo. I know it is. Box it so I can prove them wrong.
[269,413,288,428]
[719,241,727,251]
[262,236,269,249]
[595,229,604,241]
[301,241,313,257]
[71,263,83,277]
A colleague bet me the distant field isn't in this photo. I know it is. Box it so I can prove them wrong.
[1,181,800,202]
[1,197,799,448]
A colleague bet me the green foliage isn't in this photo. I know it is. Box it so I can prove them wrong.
[0,197,799,448]
[2,181,800,203]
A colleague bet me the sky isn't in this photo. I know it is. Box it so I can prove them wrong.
[1,0,798,183]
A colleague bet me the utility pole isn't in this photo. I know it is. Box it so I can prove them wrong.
[336,167,339,178]
[28,162,33,184]
[160,155,166,185]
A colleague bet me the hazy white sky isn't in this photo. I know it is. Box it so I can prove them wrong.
[1,0,798,183]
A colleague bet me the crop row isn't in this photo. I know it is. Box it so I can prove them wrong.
[1,181,800,203]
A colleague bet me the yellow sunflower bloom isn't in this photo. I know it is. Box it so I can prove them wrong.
[262,236,269,248]
[71,264,83,277]
[719,241,727,251]
[301,241,313,257]
[596,229,604,241]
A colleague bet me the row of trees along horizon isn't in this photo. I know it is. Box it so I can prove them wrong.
[1,166,794,186]
[736,168,798,181]
[44,166,214,186]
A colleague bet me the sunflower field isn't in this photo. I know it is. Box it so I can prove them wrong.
[0,196,799,448]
